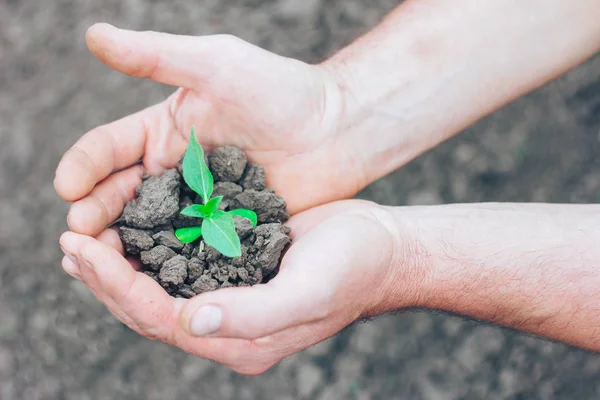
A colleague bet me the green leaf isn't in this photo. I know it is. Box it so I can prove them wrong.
[175,226,203,243]
[228,208,258,227]
[182,128,213,204]
[181,196,223,219]
[202,211,241,258]
[203,196,223,216]
[181,204,209,219]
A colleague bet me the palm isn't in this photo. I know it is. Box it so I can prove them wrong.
[136,35,349,214]
[60,200,396,374]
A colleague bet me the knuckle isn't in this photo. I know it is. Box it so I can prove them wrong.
[231,362,275,376]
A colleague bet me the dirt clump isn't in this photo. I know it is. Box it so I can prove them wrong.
[117,147,291,298]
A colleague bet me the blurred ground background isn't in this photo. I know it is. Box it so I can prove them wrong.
[1,0,600,399]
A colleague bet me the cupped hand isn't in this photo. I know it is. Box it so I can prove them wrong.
[58,200,419,374]
[55,23,366,237]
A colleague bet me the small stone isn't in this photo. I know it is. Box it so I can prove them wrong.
[122,169,181,228]
[213,182,243,201]
[181,243,194,258]
[233,216,254,240]
[247,245,258,254]
[165,286,179,296]
[208,146,247,182]
[230,190,289,223]
[140,245,177,271]
[159,255,188,287]
[215,267,231,283]
[239,163,266,191]
[221,281,234,289]
[237,268,249,283]
[232,248,247,268]
[253,267,263,284]
[192,276,219,294]
[187,257,206,282]
[179,285,196,299]
[196,251,207,262]
[152,231,184,251]
[205,246,221,262]
[253,224,291,273]
[227,265,238,280]
[119,227,154,255]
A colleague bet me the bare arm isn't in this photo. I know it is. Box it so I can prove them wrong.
[56,1,600,374]
[386,203,600,351]
[326,0,600,186]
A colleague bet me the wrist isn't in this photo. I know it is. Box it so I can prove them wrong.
[360,205,434,314]
[320,0,600,196]
[319,56,426,193]
[384,203,600,350]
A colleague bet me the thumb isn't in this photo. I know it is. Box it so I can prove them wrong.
[177,217,356,339]
[85,23,257,89]
[178,266,326,340]
[178,212,393,340]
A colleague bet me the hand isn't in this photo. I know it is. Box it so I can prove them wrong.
[58,200,418,374]
[54,23,367,238]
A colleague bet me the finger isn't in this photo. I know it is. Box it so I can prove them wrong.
[96,228,125,255]
[61,231,256,364]
[54,104,158,202]
[60,228,124,282]
[67,165,143,236]
[86,23,251,89]
[95,228,142,271]
[61,256,82,281]
[61,230,124,299]
[179,245,335,340]
[75,236,181,341]
[61,231,150,333]
[232,320,340,375]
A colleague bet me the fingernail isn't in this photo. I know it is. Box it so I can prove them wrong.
[61,246,79,267]
[189,306,222,337]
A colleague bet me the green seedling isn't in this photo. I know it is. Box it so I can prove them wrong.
[174,128,258,258]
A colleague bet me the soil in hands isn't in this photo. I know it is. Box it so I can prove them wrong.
[117,146,291,298]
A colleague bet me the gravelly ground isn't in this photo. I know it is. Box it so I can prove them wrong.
[1,1,599,399]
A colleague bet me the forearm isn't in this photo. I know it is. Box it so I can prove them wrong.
[325,0,600,186]
[387,203,600,350]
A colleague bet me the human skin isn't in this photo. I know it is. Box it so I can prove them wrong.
[56,0,600,374]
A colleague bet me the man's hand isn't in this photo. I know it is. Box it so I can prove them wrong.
[60,199,600,374]
[58,201,415,375]
[56,1,600,239]
[54,23,369,238]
